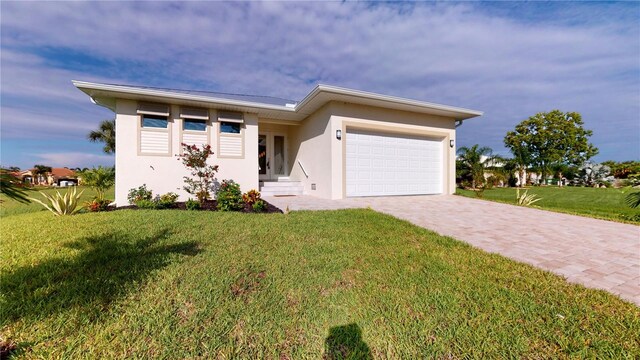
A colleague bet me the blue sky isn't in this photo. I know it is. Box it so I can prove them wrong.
[1,1,638,169]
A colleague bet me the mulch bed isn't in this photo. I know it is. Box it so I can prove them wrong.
[110,199,282,214]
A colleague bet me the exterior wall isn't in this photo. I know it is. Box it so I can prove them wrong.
[114,99,259,205]
[288,104,334,199]
[329,102,457,199]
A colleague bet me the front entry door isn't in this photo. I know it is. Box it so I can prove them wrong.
[259,133,287,180]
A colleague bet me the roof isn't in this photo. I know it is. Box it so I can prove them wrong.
[73,81,483,121]
[50,168,77,178]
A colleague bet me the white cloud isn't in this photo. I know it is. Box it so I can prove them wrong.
[1,1,638,161]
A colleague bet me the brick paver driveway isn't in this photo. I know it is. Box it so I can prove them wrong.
[265,195,640,305]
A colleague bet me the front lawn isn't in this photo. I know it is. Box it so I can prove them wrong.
[456,186,640,224]
[1,210,638,358]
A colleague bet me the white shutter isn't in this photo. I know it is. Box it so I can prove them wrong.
[140,130,170,154]
[219,136,243,157]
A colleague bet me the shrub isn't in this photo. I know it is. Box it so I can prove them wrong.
[185,198,201,210]
[216,180,243,211]
[516,188,542,206]
[177,144,219,203]
[85,198,111,212]
[127,184,153,205]
[156,192,179,209]
[136,199,158,209]
[242,189,261,207]
[252,200,267,213]
[30,187,84,216]
[78,166,115,201]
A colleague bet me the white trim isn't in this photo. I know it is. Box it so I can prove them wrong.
[72,80,483,121]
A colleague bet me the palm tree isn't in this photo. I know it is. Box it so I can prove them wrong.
[456,145,495,189]
[0,169,29,203]
[88,119,116,154]
[32,164,52,185]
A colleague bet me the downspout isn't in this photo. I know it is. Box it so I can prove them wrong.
[455,120,464,128]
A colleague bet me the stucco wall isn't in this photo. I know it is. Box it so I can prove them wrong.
[288,104,334,199]
[114,99,259,205]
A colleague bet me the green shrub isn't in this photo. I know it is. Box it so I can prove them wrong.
[135,199,158,209]
[216,180,243,211]
[156,192,179,209]
[79,166,115,201]
[185,198,201,210]
[252,200,267,213]
[127,184,153,205]
[30,187,84,216]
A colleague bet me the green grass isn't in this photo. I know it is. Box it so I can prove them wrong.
[456,186,640,224]
[1,209,638,358]
[0,186,115,217]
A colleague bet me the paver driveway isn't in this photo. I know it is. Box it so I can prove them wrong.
[265,195,640,306]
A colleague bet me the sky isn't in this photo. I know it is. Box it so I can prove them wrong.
[1,1,638,169]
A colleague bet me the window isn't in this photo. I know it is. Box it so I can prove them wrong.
[183,118,207,131]
[142,114,168,128]
[220,121,241,134]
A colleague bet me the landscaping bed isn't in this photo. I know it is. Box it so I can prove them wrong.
[117,199,283,213]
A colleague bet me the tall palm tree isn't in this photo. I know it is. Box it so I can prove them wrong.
[32,164,52,185]
[88,119,116,154]
[456,145,495,189]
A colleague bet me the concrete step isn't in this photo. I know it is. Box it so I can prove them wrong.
[260,181,303,188]
[260,180,303,196]
[260,188,304,197]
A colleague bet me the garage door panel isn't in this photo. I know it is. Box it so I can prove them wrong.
[346,129,443,197]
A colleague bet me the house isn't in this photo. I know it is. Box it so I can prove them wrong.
[73,81,482,205]
[14,168,78,186]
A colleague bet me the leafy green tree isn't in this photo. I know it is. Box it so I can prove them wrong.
[456,145,496,189]
[0,169,29,203]
[79,166,115,201]
[504,110,598,184]
[602,160,640,179]
[88,119,116,154]
[33,164,52,185]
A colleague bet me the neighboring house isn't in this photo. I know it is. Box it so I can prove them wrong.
[48,168,79,186]
[14,168,78,186]
[73,81,482,205]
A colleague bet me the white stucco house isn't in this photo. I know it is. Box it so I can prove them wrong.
[73,81,482,205]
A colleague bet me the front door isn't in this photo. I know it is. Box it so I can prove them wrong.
[259,133,287,180]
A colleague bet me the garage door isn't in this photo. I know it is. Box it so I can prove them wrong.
[346,129,443,197]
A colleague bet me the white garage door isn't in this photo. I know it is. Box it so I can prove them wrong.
[346,129,443,197]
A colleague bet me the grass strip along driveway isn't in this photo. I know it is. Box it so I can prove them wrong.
[456,186,640,224]
[1,209,639,358]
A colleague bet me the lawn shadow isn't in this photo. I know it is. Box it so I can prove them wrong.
[0,228,201,324]
[324,323,372,360]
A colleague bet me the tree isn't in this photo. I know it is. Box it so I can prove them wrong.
[79,166,115,201]
[456,145,496,189]
[33,164,52,185]
[0,169,29,203]
[177,143,219,203]
[88,119,116,154]
[504,110,598,185]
